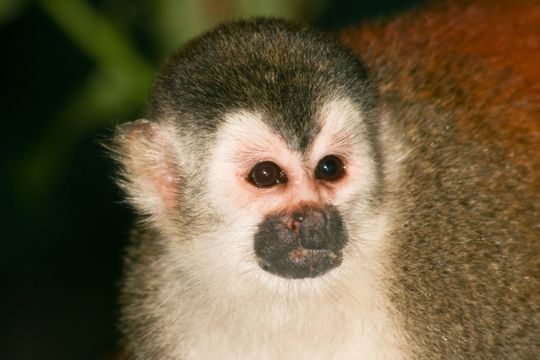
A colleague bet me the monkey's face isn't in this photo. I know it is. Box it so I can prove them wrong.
[116,20,382,290]
[203,100,380,281]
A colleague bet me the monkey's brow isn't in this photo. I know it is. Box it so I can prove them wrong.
[232,144,283,166]
[331,129,356,149]
[304,127,357,158]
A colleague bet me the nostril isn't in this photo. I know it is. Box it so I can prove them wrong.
[290,219,301,234]
[293,213,304,223]
[288,212,305,235]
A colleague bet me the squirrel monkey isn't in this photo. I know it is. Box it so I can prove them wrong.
[112,1,539,358]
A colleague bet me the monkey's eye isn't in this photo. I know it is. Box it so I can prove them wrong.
[315,155,346,182]
[248,161,288,188]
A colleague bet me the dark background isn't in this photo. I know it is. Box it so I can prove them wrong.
[1,0,421,359]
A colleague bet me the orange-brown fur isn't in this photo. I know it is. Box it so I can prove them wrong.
[341,1,539,357]
[341,0,540,173]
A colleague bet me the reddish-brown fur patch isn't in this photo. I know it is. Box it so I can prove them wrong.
[340,0,540,178]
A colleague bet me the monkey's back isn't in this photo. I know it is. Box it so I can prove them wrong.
[342,1,539,358]
[342,0,540,171]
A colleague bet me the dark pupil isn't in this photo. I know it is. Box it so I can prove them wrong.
[316,155,344,181]
[249,161,286,188]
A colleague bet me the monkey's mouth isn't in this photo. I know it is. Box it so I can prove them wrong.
[257,245,344,279]
[254,205,348,279]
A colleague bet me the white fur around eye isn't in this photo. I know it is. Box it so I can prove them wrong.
[206,111,302,215]
[206,99,378,219]
[307,99,377,206]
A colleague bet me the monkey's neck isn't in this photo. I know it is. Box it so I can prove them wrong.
[171,282,406,359]
[152,217,408,359]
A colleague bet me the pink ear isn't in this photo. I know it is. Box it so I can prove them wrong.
[114,120,181,217]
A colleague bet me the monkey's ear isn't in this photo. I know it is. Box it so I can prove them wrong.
[111,119,181,222]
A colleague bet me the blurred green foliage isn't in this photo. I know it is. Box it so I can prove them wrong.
[0,0,26,22]
[11,0,326,202]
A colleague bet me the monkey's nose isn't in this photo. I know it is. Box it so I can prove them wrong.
[290,208,329,250]
[255,205,346,278]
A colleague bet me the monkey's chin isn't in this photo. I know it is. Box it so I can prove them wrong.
[257,246,343,279]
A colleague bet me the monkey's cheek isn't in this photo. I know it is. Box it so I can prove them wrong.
[257,248,343,279]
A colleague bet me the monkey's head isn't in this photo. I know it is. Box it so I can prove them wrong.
[114,19,382,293]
